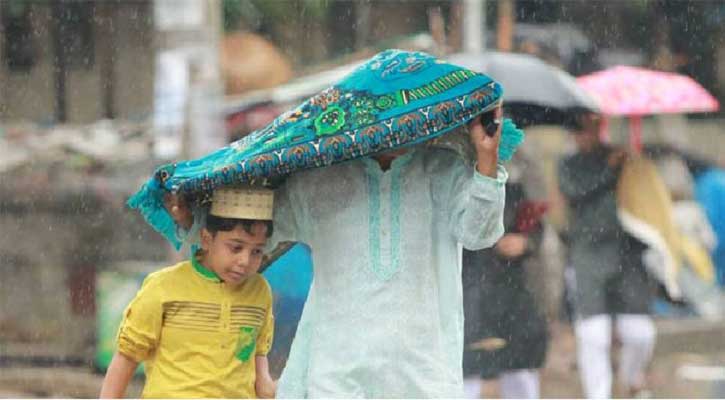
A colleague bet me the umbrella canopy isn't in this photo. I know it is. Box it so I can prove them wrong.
[576,66,720,116]
[577,66,720,151]
[447,51,600,111]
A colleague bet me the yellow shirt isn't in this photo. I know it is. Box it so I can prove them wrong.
[117,257,274,398]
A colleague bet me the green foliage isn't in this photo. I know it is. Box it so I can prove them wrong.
[254,0,329,20]
[3,0,29,18]
[223,0,244,31]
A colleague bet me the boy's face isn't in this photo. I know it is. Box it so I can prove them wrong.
[200,222,268,287]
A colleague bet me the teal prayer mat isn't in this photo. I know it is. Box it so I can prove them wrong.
[130,49,522,249]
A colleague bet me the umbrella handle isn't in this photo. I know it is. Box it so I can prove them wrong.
[629,116,642,153]
[599,116,610,143]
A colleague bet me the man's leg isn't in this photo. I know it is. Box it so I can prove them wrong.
[499,369,540,399]
[612,240,656,396]
[615,314,656,395]
[575,314,612,399]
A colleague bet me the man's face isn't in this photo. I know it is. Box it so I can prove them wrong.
[200,223,268,286]
[572,113,602,153]
[573,129,600,153]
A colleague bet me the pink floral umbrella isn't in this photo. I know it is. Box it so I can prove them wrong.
[577,66,720,150]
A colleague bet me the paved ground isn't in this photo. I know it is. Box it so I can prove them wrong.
[539,320,725,398]
[1,318,723,398]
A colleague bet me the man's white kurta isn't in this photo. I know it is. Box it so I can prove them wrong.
[273,148,507,398]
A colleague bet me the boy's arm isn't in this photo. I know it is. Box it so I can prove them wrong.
[99,352,138,398]
[255,355,277,398]
[255,283,276,398]
[102,275,162,398]
[115,276,163,363]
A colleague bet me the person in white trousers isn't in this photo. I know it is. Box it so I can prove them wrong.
[575,314,656,398]
[558,113,657,398]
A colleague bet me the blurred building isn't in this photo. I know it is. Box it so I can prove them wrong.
[0,1,154,124]
[0,121,169,363]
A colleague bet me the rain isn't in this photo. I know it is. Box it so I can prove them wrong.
[1,1,724,398]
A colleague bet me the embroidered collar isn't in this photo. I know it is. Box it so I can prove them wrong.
[362,150,415,176]
[190,245,222,283]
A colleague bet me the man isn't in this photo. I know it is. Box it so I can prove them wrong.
[270,104,508,397]
[557,113,655,398]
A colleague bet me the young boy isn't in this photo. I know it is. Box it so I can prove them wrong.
[100,186,277,398]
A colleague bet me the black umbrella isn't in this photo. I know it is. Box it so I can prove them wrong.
[447,51,599,127]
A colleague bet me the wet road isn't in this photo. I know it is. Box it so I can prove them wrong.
[1,319,723,398]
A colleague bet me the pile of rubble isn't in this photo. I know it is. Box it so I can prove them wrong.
[0,120,159,206]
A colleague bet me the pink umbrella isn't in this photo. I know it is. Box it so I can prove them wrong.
[577,66,719,151]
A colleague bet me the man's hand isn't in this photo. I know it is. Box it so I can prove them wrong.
[163,193,193,230]
[494,233,528,259]
[607,149,628,168]
[468,106,502,178]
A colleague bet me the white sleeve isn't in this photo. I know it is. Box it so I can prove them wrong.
[434,153,508,250]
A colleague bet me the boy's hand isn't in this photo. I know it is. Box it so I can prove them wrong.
[468,106,502,178]
[255,376,277,398]
[163,193,193,230]
[255,355,276,398]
